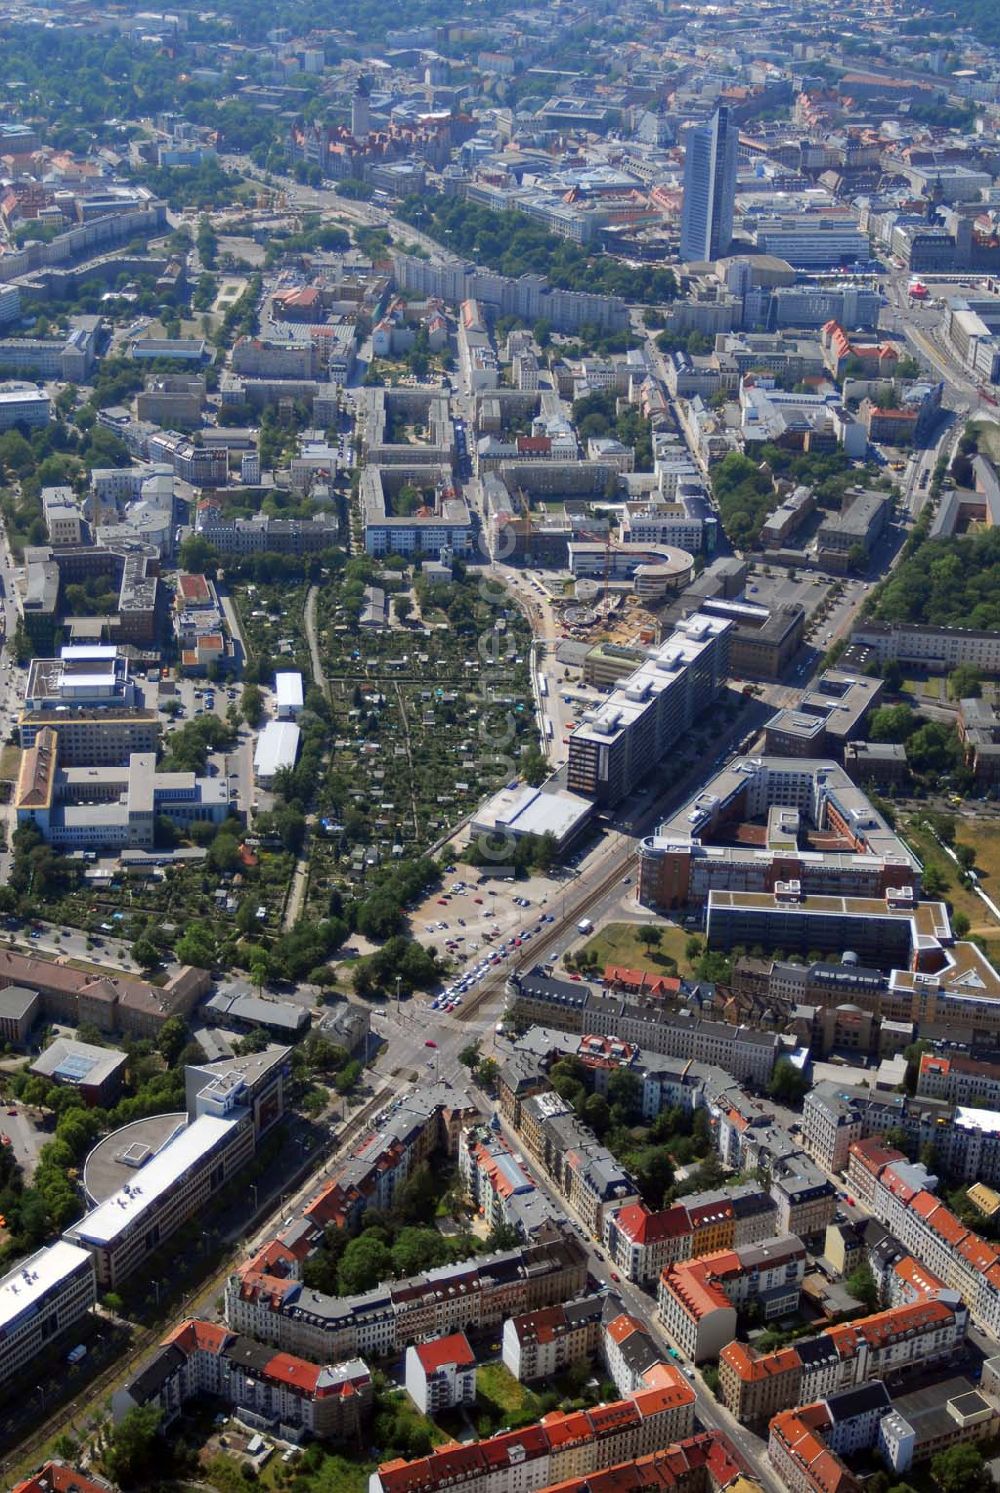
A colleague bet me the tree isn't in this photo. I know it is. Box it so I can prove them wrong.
[921,864,949,898]
[178,533,219,574]
[131,936,161,970]
[458,1041,482,1070]
[608,1069,643,1125]
[477,1057,499,1088]
[930,1444,990,1493]
[337,1233,393,1294]
[241,683,264,727]
[947,662,981,700]
[869,704,918,744]
[768,1058,810,1105]
[846,1262,879,1312]
[393,595,413,624]
[157,1016,188,1066]
[582,1092,611,1136]
[101,1405,164,1488]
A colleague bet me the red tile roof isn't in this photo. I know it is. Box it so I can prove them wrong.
[413,1331,476,1373]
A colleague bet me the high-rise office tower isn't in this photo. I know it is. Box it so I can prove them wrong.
[351,78,371,140]
[679,107,738,263]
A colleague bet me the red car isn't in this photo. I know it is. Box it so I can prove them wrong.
[569,973,582,981]
[474,897,484,904]
[437,898,448,906]
[5,1109,14,1117]
[425,1040,438,1049]
[611,1271,620,1282]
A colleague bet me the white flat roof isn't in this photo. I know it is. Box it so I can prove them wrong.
[255,716,301,776]
[274,671,304,708]
[955,1106,1000,1135]
[69,1113,242,1247]
[0,1240,92,1334]
[254,720,301,777]
[61,646,118,661]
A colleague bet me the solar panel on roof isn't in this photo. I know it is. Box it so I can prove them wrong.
[53,1052,97,1082]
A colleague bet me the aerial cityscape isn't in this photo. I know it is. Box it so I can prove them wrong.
[5,0,1000,1489]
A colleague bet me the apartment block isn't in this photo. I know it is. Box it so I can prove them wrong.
[370,1376,696,1493]
[226,1229,589,1363]
[566,614,731,806]
[405,1333,477,1415]
[720,1295,966,1428]
[657,1236,806,1362]
[502,1293,606,1383]
[603,1185,778,1285]
[114,1317,372,1441]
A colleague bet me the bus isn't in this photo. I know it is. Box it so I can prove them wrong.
[545,719,553,740]
[537,674,548,697]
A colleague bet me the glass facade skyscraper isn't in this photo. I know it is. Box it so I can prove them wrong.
[679,106,738,263]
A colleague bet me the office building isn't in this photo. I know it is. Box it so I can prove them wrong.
[0,1242,96,1391]
[851,620,1000,676]
[15,729,229,849]
[0,947,208,1038]
[566,613,731,806]
[638,757,918,912]
[66,1110,255,1286]
[680,109,737,263]
[763,672,883,759]
[31,1038,127,1107]
[0,381,50,429]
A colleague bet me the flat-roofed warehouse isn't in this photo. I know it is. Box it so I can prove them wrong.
[254,720,301,785]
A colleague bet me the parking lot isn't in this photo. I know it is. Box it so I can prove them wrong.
[404,863,582,997]
[744,563,831,618]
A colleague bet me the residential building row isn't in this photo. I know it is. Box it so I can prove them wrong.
[370,1369,696,1493]
[848,1142,1000,1341]
[719,1289,967,1429]
[226,1227,590,1363]
[657,1234,807,1361]
[728,935,1000,1040]
[803,1077,1000,1186]
[114,1317,373,1442]
[603,1185,780,1286]
[504,973,780,1088]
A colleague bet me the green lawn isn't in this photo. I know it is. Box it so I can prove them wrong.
[570,920,697,978]
[476,1361,543,1419]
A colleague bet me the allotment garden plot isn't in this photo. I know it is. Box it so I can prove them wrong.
[309,575,538,888]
